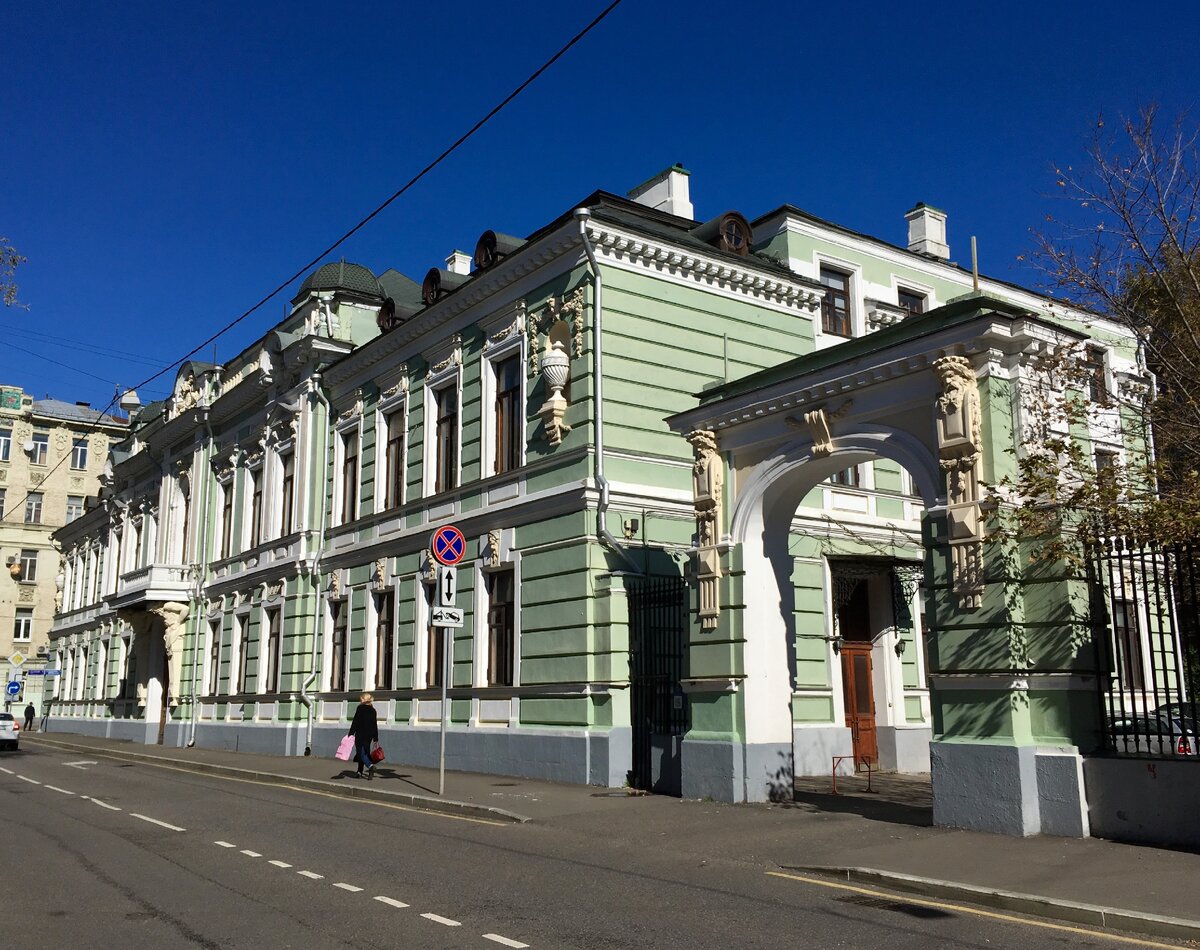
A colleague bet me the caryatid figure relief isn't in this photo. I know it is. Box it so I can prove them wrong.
[687,429,724,630]
[933,355,985,609]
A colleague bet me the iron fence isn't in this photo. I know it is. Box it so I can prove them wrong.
[1088,531,1199,758]
[628,574,689,791]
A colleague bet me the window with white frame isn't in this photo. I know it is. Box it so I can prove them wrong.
[66,495,84,522]
[248,465,264,549]
[0,487,6,518]
[235,615,250,694]
[339,427,360,524]
[492,354,523,475]
[819,266,853,337]
[70,437,88,470]
[278,448,295,537]
[1113,601,1143,689]
[13,608,32,642]
[207,620,222,695]
[382,409,406,510]
[263,606,282,693]
[433,384,459,493]
[829,465,861,488]
[1084,345,1109,405]
[374,589,395,690]
[19,548,37,582]
[25,491,43,524]
[219,477,234,559]
[328,599,349,692]
[486,568,516,687]
[0,428,10,462]
[30,431,48,465]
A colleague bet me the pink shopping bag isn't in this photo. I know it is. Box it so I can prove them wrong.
[335,734,355,761]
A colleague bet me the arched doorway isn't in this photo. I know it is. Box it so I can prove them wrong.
[667,294,1099,837]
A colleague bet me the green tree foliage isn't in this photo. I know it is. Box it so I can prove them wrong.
[994,107,1200,555]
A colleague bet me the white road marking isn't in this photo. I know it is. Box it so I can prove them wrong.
[17,775,40,785]
[483,936,529,949]
[0,766,13,774]
[421,914,461,927]
[85,797,121,811]
[333,883,363,892]
[297,870,324,880]
[214,841,237,848]
[269,860,292,868]
[240,850,262,858]
[130,813,185,832]
[44,784,74,795]
[374,896,409,909]
[64,760,97,769]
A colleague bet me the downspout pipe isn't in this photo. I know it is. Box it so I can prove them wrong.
[187,405,215,747]
[575,208,641,575]
[298,376,332,755]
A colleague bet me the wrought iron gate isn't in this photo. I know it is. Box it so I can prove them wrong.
[628,573,689,793]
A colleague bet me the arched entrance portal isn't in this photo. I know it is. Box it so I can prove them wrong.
[668,294,1099,838]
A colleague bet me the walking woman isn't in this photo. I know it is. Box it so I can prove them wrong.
[348,692,379,779]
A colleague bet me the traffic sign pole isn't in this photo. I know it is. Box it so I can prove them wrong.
[430,525,466,798]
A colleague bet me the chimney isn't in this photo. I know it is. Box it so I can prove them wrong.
[445,250,472,275]
[627,164,694,219]
[905,203,949,260]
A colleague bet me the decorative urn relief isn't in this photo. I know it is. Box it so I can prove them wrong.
[538,334,571,446]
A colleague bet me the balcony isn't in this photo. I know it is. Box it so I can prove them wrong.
[107,563,192,610]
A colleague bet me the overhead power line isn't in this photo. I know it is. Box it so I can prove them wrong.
[0,0,624,525]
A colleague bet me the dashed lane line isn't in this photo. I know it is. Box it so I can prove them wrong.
[269,860,292,868]
[374,896,409,909]
[44,784,74,795]
[214,841,236,848]
[421,913,461,927]
[297,870,324,880]
[0,766,12,774]
[82,796,121,811]
[333,883,363,893]
[130,813,186,832]
[17,775,40,785]
[240,850,262,858]
[483,935,530,949]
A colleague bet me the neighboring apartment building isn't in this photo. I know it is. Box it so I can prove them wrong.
[46,168,1140,812]
[0,387,126,710]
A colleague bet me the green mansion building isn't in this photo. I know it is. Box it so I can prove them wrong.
[48,167,1144,836]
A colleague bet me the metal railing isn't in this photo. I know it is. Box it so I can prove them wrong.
[1088,531,1199,758]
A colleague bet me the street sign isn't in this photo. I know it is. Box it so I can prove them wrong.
[5,681,20,697]
[25,670,61,677]
[431,524,467,566]
[439,566,457,607]
[431,606,464,628]
[7,652,26,668]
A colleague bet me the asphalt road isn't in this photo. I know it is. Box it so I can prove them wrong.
[0,743,1179,950]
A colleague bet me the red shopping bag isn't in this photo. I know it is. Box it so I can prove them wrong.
[369,745,386,764]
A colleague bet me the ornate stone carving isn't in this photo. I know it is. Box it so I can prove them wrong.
[173,371,201,416]
[371,558,387,591]
[687,429,724,630]
[327,571,342,599]
[338,389,364,424]
[430,334,463,375]
[528,287,585,375]
[263,582,283,602]
[933,355,984,610]
[538,327,572,446]
[804,408,833,457]
[382,369,410,400]
[485,529,503,568]
[418,549,438,585]
[148,602,190,700]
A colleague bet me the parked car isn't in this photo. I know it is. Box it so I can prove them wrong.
[1154,701,1200,734]
[0,713,18,751]
[1108,714,1195,756]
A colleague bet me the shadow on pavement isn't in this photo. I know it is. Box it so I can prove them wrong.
[791,772,933,828]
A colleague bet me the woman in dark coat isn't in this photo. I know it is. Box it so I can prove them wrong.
[348,692,379,779]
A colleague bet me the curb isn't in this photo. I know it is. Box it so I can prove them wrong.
[787,865,1200,944]
[25,735,530,825]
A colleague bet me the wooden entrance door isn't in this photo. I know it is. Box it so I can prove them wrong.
[840,643,878,767]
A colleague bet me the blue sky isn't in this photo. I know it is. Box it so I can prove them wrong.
[4,0,1198,409]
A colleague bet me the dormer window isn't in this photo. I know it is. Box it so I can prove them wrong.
[693,211,752,257]
[820,267,852,337]
[897,288,926,315]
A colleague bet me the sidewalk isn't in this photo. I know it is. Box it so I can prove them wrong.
[21,730,1200,943]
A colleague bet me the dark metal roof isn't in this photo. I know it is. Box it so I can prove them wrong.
[293,260,383,303]
[30,399,126,427]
